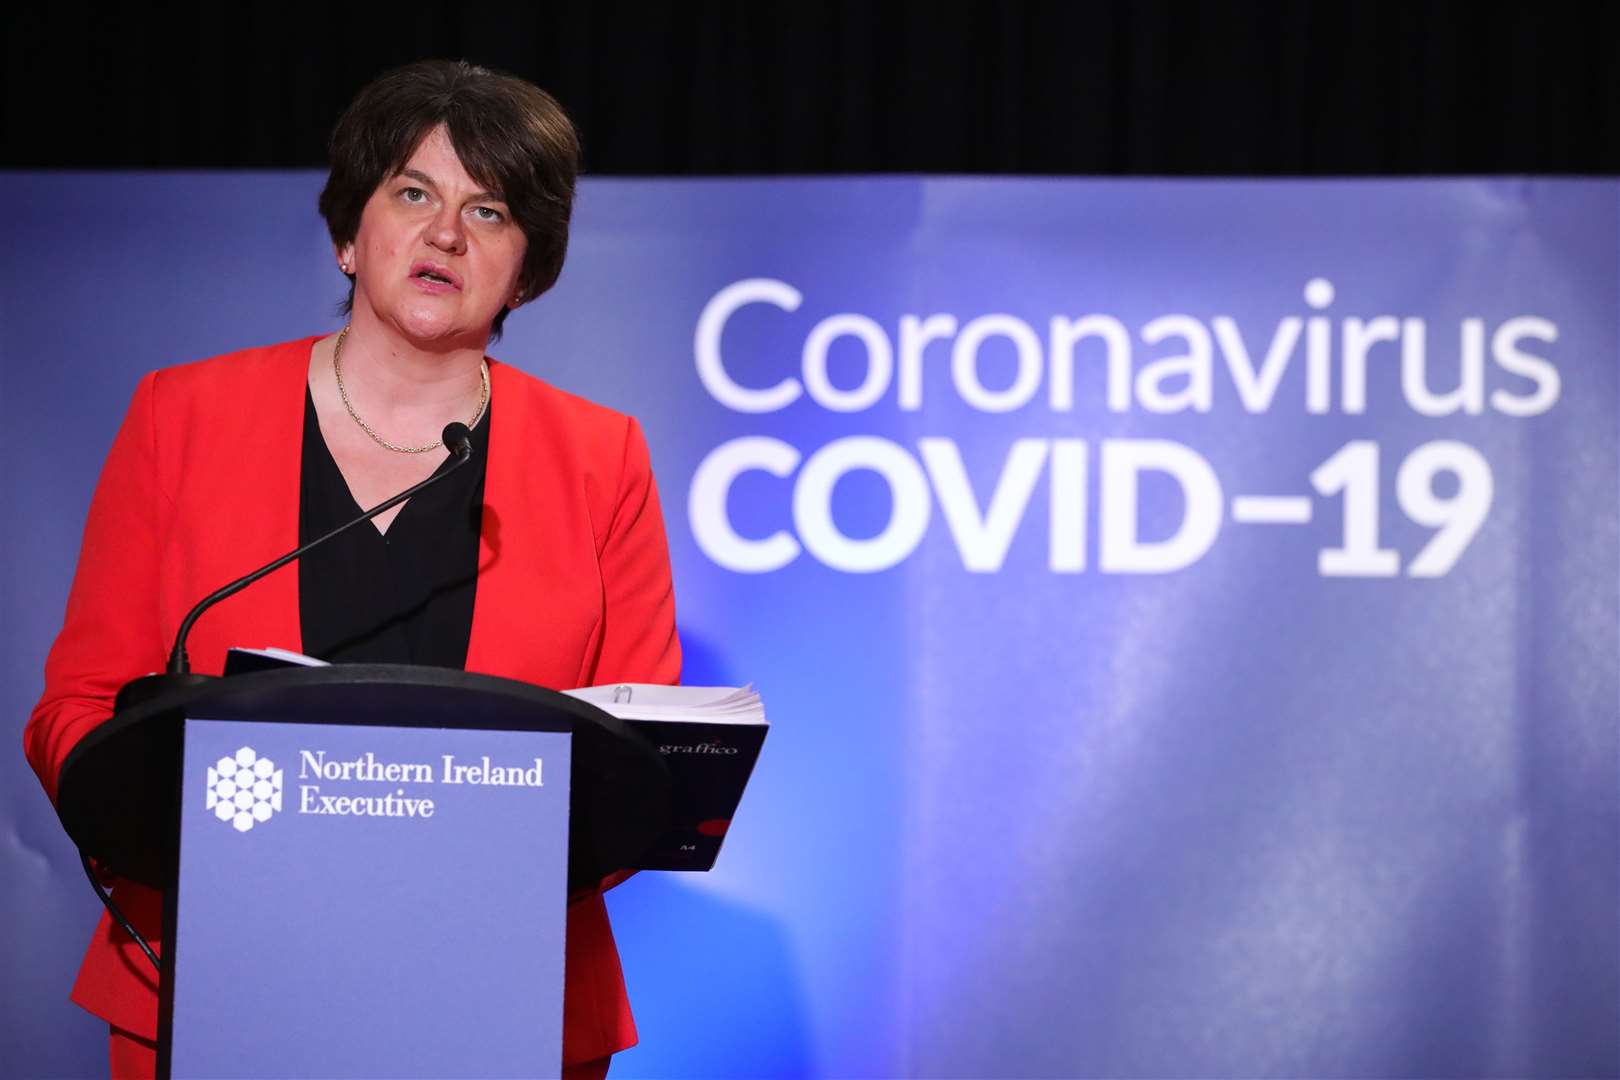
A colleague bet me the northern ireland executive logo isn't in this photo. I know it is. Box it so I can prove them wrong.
[206,747,284,832]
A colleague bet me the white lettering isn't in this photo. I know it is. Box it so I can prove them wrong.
[1099,440,1222,573]
[689,437,802,572]
[1490,315,1561,416]
[898,314,957,411]
[1340,316,1401,414]
[1213,315,1302,413]
[1048,439,1087,572]
[920,438,1047,572]
[1050,315,1132,413]
[1402,317,1485,416]
[1137,315,1213,413]
[951,314,1044,412]
[297,785,436,819]
[793,436,931,573]
[694,278,804,413]
[692,279,1563,418]
[803,313,893,412]
[296,750,431,783]
[440,755,546,786]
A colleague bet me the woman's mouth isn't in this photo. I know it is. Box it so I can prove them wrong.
[410,262,462,290]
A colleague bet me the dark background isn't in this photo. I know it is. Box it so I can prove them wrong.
[5,2,1617,174]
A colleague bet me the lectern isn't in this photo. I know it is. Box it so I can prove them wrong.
[54,664,672,1079]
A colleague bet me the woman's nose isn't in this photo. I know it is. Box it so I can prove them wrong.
[425,205,466,254]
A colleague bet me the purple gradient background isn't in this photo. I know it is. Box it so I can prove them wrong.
[2,177,1615,1078]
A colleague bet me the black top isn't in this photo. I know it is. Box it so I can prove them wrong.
[298,390,490,668]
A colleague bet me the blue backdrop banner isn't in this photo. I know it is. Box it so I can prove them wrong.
[2,176,1615,1078]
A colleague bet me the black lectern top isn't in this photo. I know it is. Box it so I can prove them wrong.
[56,665,671,892]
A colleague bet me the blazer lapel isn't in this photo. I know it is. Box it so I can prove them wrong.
[183,338,310,672]
[465,359,528,681]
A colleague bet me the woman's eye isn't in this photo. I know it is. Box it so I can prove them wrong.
[473,206,505,222]
[400,187,428,203]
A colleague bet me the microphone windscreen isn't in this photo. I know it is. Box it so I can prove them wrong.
[442,422,473,457]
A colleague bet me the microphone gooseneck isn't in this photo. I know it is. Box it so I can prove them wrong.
[164,424,475,675]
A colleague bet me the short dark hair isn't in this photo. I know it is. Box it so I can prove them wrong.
[318,59,581,338]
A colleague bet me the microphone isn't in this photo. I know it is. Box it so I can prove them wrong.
[442,421,473,460]
[155,422,476,682]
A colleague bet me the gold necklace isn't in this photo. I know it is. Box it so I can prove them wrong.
[331,325,490,454]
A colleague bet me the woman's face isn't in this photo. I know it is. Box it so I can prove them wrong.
[340,125,527,347]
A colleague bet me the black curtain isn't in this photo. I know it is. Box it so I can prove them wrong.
[6,2,1618,173]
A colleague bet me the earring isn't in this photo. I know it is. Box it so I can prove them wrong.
[340,262,351,274]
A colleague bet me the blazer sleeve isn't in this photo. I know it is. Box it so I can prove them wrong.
[586,415,682,688]
[25,373,169,805]
[572,416,681,898]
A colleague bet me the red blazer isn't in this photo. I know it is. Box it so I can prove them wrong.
[25,336,681,1065]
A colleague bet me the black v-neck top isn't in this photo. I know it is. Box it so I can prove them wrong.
[298,390,490,668]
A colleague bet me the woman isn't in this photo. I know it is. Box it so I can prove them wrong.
[24,60,679,1078]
